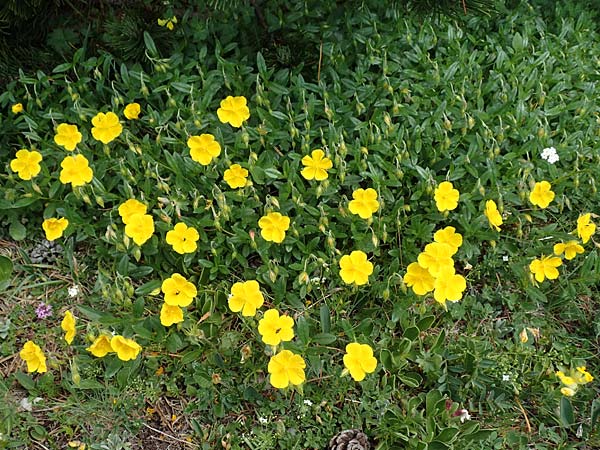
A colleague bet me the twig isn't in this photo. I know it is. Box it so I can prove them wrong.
[141,423,199,448]
[462,0,467,14]
[515,397,532,434]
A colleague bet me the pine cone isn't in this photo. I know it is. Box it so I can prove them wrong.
[328,429,370,450]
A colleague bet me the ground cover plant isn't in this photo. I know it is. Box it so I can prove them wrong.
[1,0,600,448]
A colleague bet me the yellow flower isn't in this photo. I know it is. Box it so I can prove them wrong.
[124,213,154,246]
[86,335,113,357]
[301,149,333,181]
[110,336,142,361]
[339,250,374,286]
[268,350,306,389]
[258,212,290,243]
[42,217,69,241]
[348,188,379,219]
[417,242,455,278]
[577,213,596,244]
[166,223,199,254]
[529,255,562,282]
[59,154,93,186]
[12,103,23,114]
[434,181,459,212]
[403,262,435,296]
[433,226,463,255]
[157,16,177,30]
[433,266,467,307]
[160,303,184,327]
[118,199,147,224]
[123,103,141,120]
[161,273,197,307]
[556,367,593,397]
[223,164,249,189]
[576,366,594,383]
[228,280,264,317]
[484,200,503,231]
[19,341,47,373]
[61,311,76,345]
[187,134,221,165]
[343,342,377,381]
[560,387,576,397]
[54,123,82,151]
[10,149,42,180]
[217,95,250,128]
[91,112,122,144]
[553,241,584,260]
[258,309,295,346]
[529,181,554,208]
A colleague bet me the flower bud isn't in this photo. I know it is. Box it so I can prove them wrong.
[298,272,309,284]
[241,344,252,363]
[382,288,390,301]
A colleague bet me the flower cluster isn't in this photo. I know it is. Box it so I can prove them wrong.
[529,213,594,283]
[160,273,197,326]
[556,366,594,396]
[226,277,378,388]
[403,226,467,308]
[541,146,559,164]
[86,335,142,361]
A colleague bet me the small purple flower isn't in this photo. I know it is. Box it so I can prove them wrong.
[35,303,53,319]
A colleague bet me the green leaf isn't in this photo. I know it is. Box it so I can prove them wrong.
[311,333,336,345]
[9,221,26,241]
[257,52,267,77]
[0,256,13,282]
[417,315,435,332]
[296,316,310,345]
[403,326,420,341]
[104,357,123,378]
[75,379,105,390]
[398,372,422,387]
[591,398,600,430]
[560,396,574,427]
[428,441,449,450]
[131,323,154,340]
[135,279,161,295]
[143,31,158,57]
[319,304,331,333]
[15,373,35,391]
[53,62,72,73]
[436,427,459,443]
[166,333,185,352]
[181,349,203,365]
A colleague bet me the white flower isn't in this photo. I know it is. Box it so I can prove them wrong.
[258,416,268,424]
[68,285,80,297]
[502,374,510,382]
[502,255,509,262]
[541,147,559,164]
[458,409,471,423]
[303,399,313,406]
